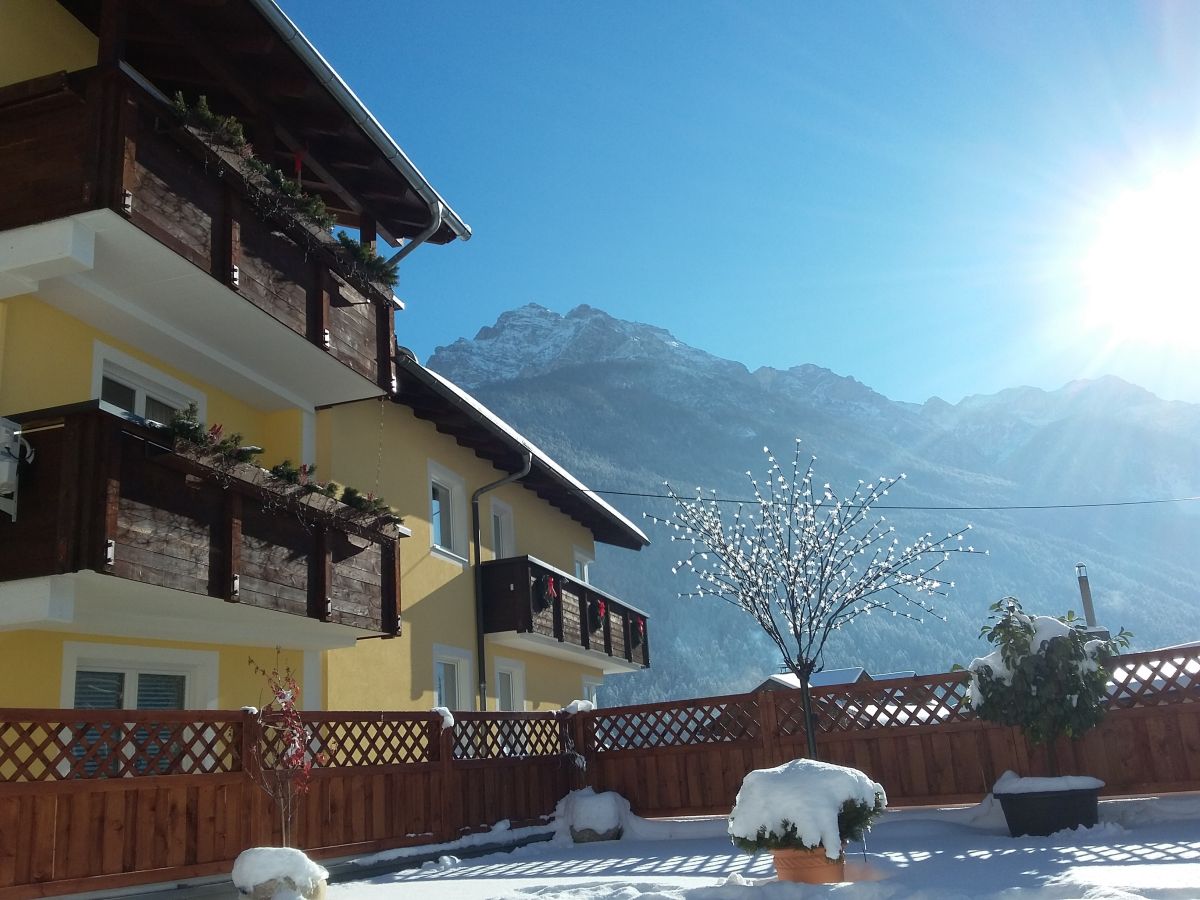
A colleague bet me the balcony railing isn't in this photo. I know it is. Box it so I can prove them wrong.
[480,556,649,669]
[0,67,395,390]
[0,403,402,635]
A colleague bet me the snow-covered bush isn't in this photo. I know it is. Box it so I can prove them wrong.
[967,597,1130,770]
[728,759,885,859]
[232,847,327,899]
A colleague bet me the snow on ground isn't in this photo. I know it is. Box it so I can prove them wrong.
[327,793,1200,899]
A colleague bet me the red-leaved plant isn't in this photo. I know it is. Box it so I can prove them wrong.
[247,656,317,846]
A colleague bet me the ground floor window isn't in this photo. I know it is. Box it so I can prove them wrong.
[60,642,219,709]
[433,644,473,710]
[582,676,603,707]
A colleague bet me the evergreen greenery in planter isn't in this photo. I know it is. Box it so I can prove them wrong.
[731,795,885,854]
[967,597,1130,774]
[966,597,1131,837]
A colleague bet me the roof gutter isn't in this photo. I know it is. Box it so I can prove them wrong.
[250,0,472,243]
[471,451,533,712]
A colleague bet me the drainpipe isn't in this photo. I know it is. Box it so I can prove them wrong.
[472,451,533,711]
[387,201,444,266]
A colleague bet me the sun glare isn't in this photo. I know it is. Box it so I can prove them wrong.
[1081,166,1200,347]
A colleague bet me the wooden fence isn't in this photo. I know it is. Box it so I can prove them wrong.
[1,646,1198,897]
[581,647,1200,814]
[0,709,573,899]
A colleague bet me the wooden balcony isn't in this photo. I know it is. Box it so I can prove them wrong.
[0,403,402,638]
[0,66,395,392]
[480,556,649,673]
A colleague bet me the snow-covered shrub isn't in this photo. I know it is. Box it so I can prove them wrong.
[967,597,1130,766]
[232,847,327,899]
[728,759,885,859]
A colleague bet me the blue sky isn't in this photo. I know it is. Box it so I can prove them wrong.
[281,2,1200,404]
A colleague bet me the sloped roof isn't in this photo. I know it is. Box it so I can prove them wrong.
[392,353,649,551]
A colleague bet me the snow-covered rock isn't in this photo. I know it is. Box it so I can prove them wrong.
[555,788,627,843]
[232,847,328,900]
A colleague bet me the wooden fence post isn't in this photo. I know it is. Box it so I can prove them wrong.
[757,690,781,767]
[436,717,459,842]
[571,711,596,791]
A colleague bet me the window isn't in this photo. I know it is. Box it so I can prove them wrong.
[433,644,472,710]
[581,676,603,708]
[574,547,594,584]
[428,461,467,562]
[493,658,525,712]
[432,481,454,551]
[92,341,204,424]
[74,670,187,710]
[61,643,218,777]
[60,642,219,709]
[490,499,515,559]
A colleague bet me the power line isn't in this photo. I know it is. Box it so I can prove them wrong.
[567,487,1200,512]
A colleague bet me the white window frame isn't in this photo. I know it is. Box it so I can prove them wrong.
[573,547,594,584]
[493,656,526,712]
[91,341,206,423]
[490,498,515,560]
[581,676,603,708]
[432,643,473,711]
[60,642,219,710]
[427,460,468,564]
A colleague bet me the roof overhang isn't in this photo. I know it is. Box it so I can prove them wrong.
[57,0,469,245]
[390,355,649,551]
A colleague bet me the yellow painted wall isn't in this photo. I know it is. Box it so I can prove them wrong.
[0,630,304,709]
[0,0,97,87]
[321,400,607,712]
[0,295,303,466]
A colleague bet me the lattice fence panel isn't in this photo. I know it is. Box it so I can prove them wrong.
[1108,651,1200,708]
[0,716,241,781]
[591,697,760,751]
[452,715,565,760]
[262,715,435,768]
[773,675,973,735]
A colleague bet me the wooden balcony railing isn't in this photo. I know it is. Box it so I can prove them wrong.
[480,556,649,668]
[0,67,396,390]
[0,403,402,635]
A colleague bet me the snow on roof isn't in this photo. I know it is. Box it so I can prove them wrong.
[872,671,917,682]
[423,368,649,547]
[768,667,867,689]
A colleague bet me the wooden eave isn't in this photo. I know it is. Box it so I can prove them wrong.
[391,358,649,552]
[57,0,461,244]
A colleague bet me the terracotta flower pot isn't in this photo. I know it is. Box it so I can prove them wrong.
[770,846,846,883]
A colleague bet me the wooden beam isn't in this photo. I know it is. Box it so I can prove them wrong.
[310,526,332,621]
[97,0,129,69]
[221,492,242,602]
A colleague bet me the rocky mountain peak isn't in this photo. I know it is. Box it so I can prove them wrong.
[428,303,741,389]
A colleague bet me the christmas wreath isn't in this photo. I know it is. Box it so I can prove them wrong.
[587,597,607,633]
[533,574,559,613]
[631,616,645,648]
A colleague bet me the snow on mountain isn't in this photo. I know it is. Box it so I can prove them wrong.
[427,305,1200,705]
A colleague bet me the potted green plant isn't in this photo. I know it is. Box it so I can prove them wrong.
[967,597,1130,837]
[728,758,885,883]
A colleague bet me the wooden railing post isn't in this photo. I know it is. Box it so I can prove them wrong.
[757,690,781,766]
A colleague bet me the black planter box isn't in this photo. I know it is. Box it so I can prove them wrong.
[995,787,1100,837]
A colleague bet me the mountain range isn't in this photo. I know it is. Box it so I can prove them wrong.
[427,304,1200,704]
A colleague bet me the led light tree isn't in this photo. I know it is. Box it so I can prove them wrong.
[647,441,984,758]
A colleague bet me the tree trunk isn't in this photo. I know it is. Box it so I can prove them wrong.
[800,676,819,760]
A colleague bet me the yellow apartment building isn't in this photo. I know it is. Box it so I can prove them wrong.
[0,0,648,715]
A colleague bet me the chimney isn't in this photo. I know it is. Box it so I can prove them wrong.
[1075,563,1096,626]
[1075,563,1109,640]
